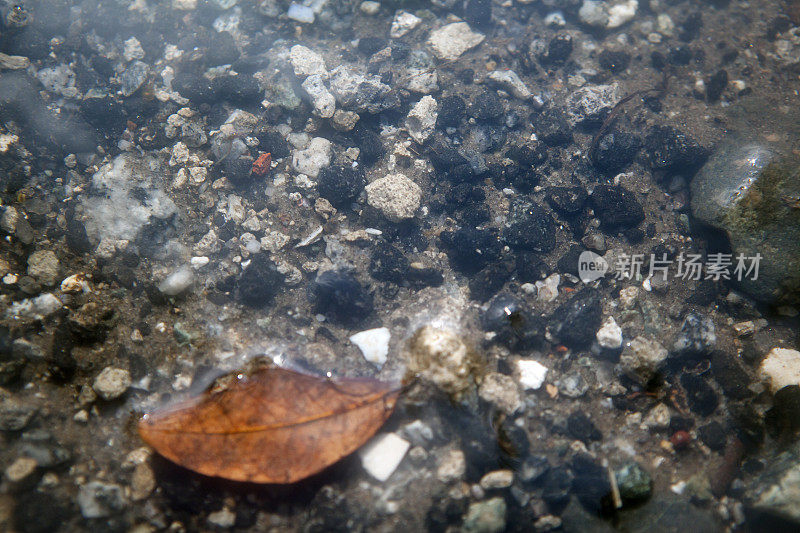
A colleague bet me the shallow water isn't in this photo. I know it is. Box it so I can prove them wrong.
[1,0,800,531]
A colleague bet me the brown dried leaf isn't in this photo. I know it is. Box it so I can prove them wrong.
[138,366,400,483]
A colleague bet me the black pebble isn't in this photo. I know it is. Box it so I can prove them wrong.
[698,421,727,451]
[172,72,215,104]
[205,31,240,66]
[470,91,504,122]
[571,453,612,514]
[257,130,290,159]
[551,290,603,348]
[464,0,492,30]
[515,251,549,282]
[211,75,262,106]
[440,227,503,274]
[546,186,588,219]
[311,269,373,324]
[317,164,366,208]
[667,46,692,66]
[357,36,388,56]
[567,411,603,443]
[65,218,93,254]
[436,95,467,128]
[557,244,586,277]
[504,200,557,252]
[680,373,719,417]
[590,185,645,230]
[534,110,573,146]
[236,255,285,308]
[369,243,410,284]
[711,350,752,400]
[705,69,728,102]
[591,131,641,174]
[765,385,800,440]
[469,262,512,302]
[598,50,631,73]
[542,466,574,513]
[222,156,255,186]
[542,34,573,65]
[482,292,544,349]
[353,126,385,166]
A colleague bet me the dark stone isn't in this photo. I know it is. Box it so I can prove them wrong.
[440,227,503,274]
[546,186,588,219]
[590,185,645,230]
[706,69,728,102]
[711,350,752,400]
[506,144,548,168]
[67,303,114,344]
[501,165,541,193]
[481,292,544,349]
[211,75,263,106]
[236,255,285,308]
[667,46,693,66]
[567,411,603,443]
[550,290,603,348]
[767,15,792,40]
[0,325,23,386]
[503,200,557,252]
[352,126,385,166]
[357,36,388,56]
[535,110,573,146]
[0,28,50,60]
[542,34,573,65]
[48,321,76,382]
[408,265,444,288]
[572,453,612,514]
[598,50,631,73]
[698,421,727,451]
[369,243,410,284]
[464,0,492,29]
[645,125,709,174]
[172,72,215,104]
[557,244,585,277]
[728,404,764,451]
[391,43,410,61]
[428,137,469,173]
[13,491,71,533]
[591,131,641,174]
[221,156,255,186]
[436,95,467,128]
[468,262,512,302]
[205,31,240,66]
[680,373,719,417]
[673,312,716,356]
[311,269,373,324]
[470,91,504,122]
[256,130,290,159]
[79,96,126,136]
[678,12,703,42]
[519,455,550,486]
[515,252,549,282]
[498,417,530,461]
[426,490,467,532]
[65,218,93,254]
[317,164,366,207]
[765,385,800,440]
[542,465,574,513]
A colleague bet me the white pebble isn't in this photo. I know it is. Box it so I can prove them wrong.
[596,316,623,349]
[158,266,194,296]
[359,433,409,482]
[517,359,548,390]
[350,327,391,367]
[287,3,314,23]
[760,348,800,392]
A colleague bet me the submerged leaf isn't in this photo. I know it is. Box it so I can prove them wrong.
[138,366,400,483]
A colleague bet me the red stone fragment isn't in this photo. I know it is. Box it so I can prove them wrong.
[670,430,692,450]
[251,152,272,176]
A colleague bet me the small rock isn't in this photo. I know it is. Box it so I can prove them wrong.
[350,327,391,367]
[26,250,59,286]
[462,497,506,533]
[131,462,155,501]
[590,185,645,230]
[760,348,800,392]
[359,433,409,481]
[4,456,38,485]
[365,174,422,222]
[360,1,381,15]
[92,367,131,401]
[406,326,474,396]
[77,481,126,519]
[406,96,438,144]
[565,84,621,126]
[0,52,30,70]
[302,75,336,118]
[596,316,622,349]
[551,290,603,348]
[620,336,668,385]
[643,403,671,430]
[287,3,315,23]
[579,0,638,29]
[427,22,485,61]
[289,45,327,78]
[0,394,37,431]
[437,448,467,482]
[478,373,522,414]
[120,61,149,97]
[568,411,603,443]
[208,507,236,528]
[480,469,514,490]
[615,462,652,503]
[158,266,194,296]
[517,359,548,390]
[390,11,421,38]
[292,137,332,178]
[673,312,716,355]
[504,199,557,252]
[487,70,531,100]
[311,269,373,324]
[536,274,560,302]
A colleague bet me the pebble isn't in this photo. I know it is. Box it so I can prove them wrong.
[672,312,716,355]
[551,290,603,348]
[208,508,236,528]
[123,37,145,62]
[311,269,373,323]
[480,470,514,490]
[4,456,38,485]
[536,273,560,302]
[289,45,327,78]
[92,367,132,401]
[78,481,126,519]
[437,449,467,482]
[615,462,652,503]
[406,95,438,144]
[359,433,409,481]
[391,11,421,38]
[360,1,381,15]
[131,462,155,501]
[619,336,668,385]
[292,137,332,178]
[462,497,507,533]
[579,0,637,29]
[5,293,62,320]
[26,250,60,286]
[487,70,531,100]
[406,326,473,396]
[596,316,623,349]
[365,173,422,222]
[158,266,194,296]
[287,3,315,23]
[643,403,671,430]
[760,348,800,392]
[517,359,548,390]
[349,327,391,367]
[565,84,621,126]
[0,52,30,70]
[302,74,336,118]
[427,22,485,61]
[478,372,522,414]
